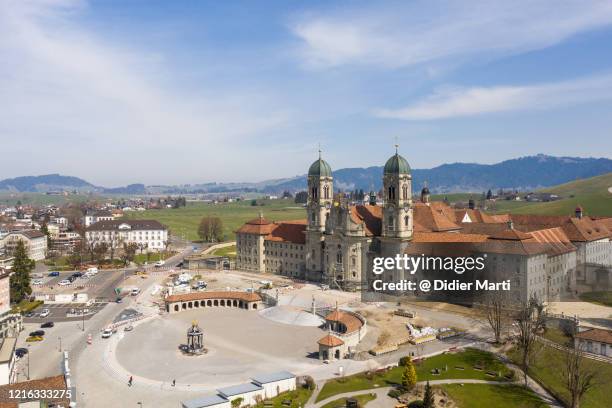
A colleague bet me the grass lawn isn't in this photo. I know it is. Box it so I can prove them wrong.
[210,244,237,260]
[11,299,43,314]
[133,250,175,265]
[320,393,377,408]
[254,387,312,408]
[316,348,510,402]
[541,327,573,347]
[508,344,612,408]
[122,199,305,241]
[441,384,548,408]
[579,291,612,307]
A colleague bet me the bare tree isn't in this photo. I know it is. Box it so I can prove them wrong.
[514,297,545,386]
[564,345,598,408]
[481,292,512,344]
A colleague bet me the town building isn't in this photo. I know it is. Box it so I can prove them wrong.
[575,328,612,357]
[83,210,114,227]
[235,149,612,304]
[85,219,168,251]
[0,230,47,261]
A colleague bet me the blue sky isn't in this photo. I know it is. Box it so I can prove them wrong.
[1,0,612,186]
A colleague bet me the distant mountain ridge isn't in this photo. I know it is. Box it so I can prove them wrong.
[1,155,611,194]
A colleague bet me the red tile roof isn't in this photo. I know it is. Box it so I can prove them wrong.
[575,328,612,344]
[349,205,382,236]
[0,375,69,408]
[325,310,364,333]
[510,215,610,242]
[266,220,307,244]
[317,334,344,347]
[413,202,461,232]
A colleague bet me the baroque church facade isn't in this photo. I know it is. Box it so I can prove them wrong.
[236,148,417,290]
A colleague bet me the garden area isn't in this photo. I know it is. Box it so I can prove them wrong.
[508,343,612,408]
[441,384,548,408]
[320,393,377,408]
[210,244,237,260]
[253,387,312,408]
[316,348,512,402]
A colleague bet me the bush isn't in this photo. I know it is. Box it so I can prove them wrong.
[302,375,315,390]
[399,356,411,366]
[408,401,424,408]
[387,389,402,399]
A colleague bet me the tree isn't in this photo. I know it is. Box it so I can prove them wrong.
[40,223,52,247]
[486,189,493,200]
[514,298,545,386]
[401,357,417,391]
[93,242,109,264]
[423,380,435,408]
[10,240,34,303]
[121,242,138,266]
[198,216,223,242]
[564,346,598,408]
[67,241,84,270]
[294,191,308,204]
[231,397,243,408]
[481,293,511,344]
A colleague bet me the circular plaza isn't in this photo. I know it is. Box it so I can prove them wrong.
[114,306,325,386]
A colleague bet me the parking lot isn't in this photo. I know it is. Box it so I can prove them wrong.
[23,302,108,324]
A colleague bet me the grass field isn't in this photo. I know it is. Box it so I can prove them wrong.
[508,344,612,408]
[579,291,612,307]
[210,244,237,259]
[320,393,377,408]
[316,348,510,402]
[541,327,573,347]
[0,192,93,206]
[441,384,547,408]
[122,199,306,241]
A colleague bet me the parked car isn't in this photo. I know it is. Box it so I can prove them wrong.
[154,260,165,267]
[26,336,43,342]
[15,348,28,358]
[130,288,141,296]
[58,279,71,286]
[39,309,50,318]
[124,325,134,332]
[41,322,54,328]
[115,297,123,304]
[48,271,60,277]
[31,279,44,285]
[24,312,35,318]
[87,267,98,275]
[101,329,113,339]
[72,272,83,278]
[31,273,44,279]
[29,330,45,337]
[67,276,76,283]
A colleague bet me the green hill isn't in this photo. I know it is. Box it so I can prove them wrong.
[492,172,612,217]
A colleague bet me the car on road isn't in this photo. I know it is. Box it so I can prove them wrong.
[130,288,141,296]
[101,329,113,338]
[15,348,28,358]
[124,325,134,332]
[58,279,71,286]
[115,297,123,303]
[67,276,76,283]
[87,267,98,274]
[41,322,54,328]
[26,336,43,342]
[72,272,83,278]
[39,309,50,318]
[48,271,60,277]
[29,330,45,337]
[24,312,35,318]
[154,260,165,267]
[31,279,44,285]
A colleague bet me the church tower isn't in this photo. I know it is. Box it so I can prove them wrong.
[305,150,333,280]
[382,145,413,239]
[307,150,333,231]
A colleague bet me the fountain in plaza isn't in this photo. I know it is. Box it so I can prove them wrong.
[179,320,207,355]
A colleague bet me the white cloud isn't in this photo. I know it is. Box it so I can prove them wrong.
[374,73,612,120]
[291,1,612,69]
[0,0,289,185]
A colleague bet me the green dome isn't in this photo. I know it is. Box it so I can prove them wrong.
[308,158,332,177]
[384,153,411,175]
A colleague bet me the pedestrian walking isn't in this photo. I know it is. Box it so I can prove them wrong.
[128,376,133,387]
[172,379,176,387]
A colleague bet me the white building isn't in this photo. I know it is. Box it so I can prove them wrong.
[85,220,168,251]
[0,230,47,261]
[217,383,264,407]
[251,371,297,399]
[0,337,16,385]
[83,210,114,227]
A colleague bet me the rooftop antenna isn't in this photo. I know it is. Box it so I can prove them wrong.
[318,142,322,159]
[394,136,399,154]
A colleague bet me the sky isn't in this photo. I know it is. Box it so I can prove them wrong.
[1,0,612,187]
